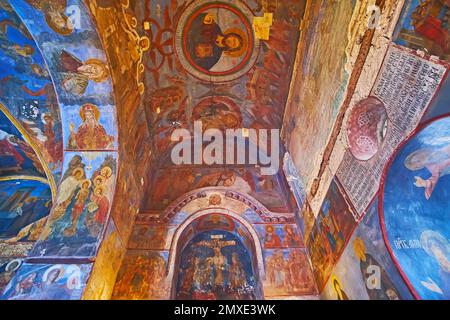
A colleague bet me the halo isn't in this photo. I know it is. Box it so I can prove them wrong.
[5,259,22,272]
[94,175,105,186]
[79,179,92,189]
[101,166,113,178]
[72,167,85,177]
[79,103,101,122]
[404,148,433,171]
[94,185,105,195]
[42,264,65,283]
[83,59,109,82]
[223,28,248,58]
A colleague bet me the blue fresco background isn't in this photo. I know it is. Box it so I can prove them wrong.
[383,117,450,299]
[0,179,51,239]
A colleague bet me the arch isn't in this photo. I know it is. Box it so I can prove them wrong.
[167,208,266,298]
[5,0,119,260]
[139,187,294,225]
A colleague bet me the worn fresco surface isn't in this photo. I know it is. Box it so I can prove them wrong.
[321,198,414,300]
[381,116,450,300]
[394,0,449,61]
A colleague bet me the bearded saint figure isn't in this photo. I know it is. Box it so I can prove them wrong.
[68,104,114,150]
[59,50,109,96]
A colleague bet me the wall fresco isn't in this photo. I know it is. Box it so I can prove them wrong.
[30,152,117,258]
[321,198,414,300]
[263,248,316,297]
[306,178,357,291]
[0,179,51,240]
[112,250,169,300]
[1,263,92,300]
[0,110,46,177]
[283,0,364,192]
[176,230,258,300]
[9,0,118,151]
[394,0,449,61]
[0,0,63,181]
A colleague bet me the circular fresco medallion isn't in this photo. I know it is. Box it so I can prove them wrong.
[192,96,242,130]
[380,116,450,300]
[175,0,260,82]
[346,97,388,161]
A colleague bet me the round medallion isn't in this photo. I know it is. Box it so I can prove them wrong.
[175,0,260,82]
[346,97,388,161]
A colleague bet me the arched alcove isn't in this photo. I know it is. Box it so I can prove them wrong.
[170,211,264,300]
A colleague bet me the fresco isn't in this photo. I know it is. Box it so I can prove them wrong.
[394,0,449,61]
[0,0,63,180]
[1,263,92,300]
[307,178,357,290]
[321,198,414,300]
[0,179,51,240]
[256,224,304,249]
[381,116,450,299]
[0,258,23,293]
[174,0,260,83]
[146,167,292,212]
[30,152,117,258]
[176,230,258,300]
[263,248,316,297]
[112,250,169,300]
[132,0,305,157]
[283,0,360,191]
[346,97,389,161]
[128,225,177,250]
[9,0,118,151]
[0,111,46,177]
[83,220,126,300]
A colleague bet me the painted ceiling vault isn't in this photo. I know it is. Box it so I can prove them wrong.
[0,0,449,302]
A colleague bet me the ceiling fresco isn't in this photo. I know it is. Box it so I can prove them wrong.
[145,166,294,213]
[133,0,306,159]
[0,0,62,183]
[129,0,306,216]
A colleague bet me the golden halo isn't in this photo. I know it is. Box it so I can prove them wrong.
[79,179,92,189]
[223,28,248,58]
[94,185,105,195]
[83,59,109,82]
[94,175,105,186]
[45,14,73,36]
[79,103,100,122]
[101,166,113,178]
